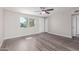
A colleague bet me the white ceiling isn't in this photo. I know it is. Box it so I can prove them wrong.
[3,7,79,17]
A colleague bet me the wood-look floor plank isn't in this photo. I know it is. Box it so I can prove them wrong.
[1,32,79,51]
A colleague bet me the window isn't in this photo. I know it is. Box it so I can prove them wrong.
[20,17,35,28]
[29,18,35,27]
[20,17,28,28]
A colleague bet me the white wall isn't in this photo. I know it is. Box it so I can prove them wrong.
[0,8,4,47]
[4,10,44,39]
[72,15,77,36]
[77,15,79,34]
[38,17,44,32]
[0,8,4,39]
[44,17,48,32]
[48,12,72,38]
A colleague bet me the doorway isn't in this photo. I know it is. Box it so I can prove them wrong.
[72,14,79,39]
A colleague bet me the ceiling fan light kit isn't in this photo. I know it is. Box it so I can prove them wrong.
[40,11,46,15]
[35,7,54,15]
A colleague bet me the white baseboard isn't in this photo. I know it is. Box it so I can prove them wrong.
[3,32,43,40]
[48,32,72,38]
[0,39,4,48]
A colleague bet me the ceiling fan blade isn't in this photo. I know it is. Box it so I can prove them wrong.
[34,11,41,12]
[46,9,54,11]
[45,11,50,14]
[40,7,45,9]
[75,10,79,13]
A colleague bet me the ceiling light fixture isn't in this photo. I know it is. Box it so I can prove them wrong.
[40,11,46,15]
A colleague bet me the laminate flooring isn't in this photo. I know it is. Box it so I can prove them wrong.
[1,32,79,51]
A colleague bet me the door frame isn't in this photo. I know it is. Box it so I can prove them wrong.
[71,14,78,38]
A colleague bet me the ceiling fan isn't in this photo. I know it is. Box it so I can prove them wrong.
[35,7,54,15]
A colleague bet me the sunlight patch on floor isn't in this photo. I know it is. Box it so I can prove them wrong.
[26,37,33,40]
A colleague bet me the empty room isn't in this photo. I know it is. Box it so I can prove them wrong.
[0,7,79,51]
